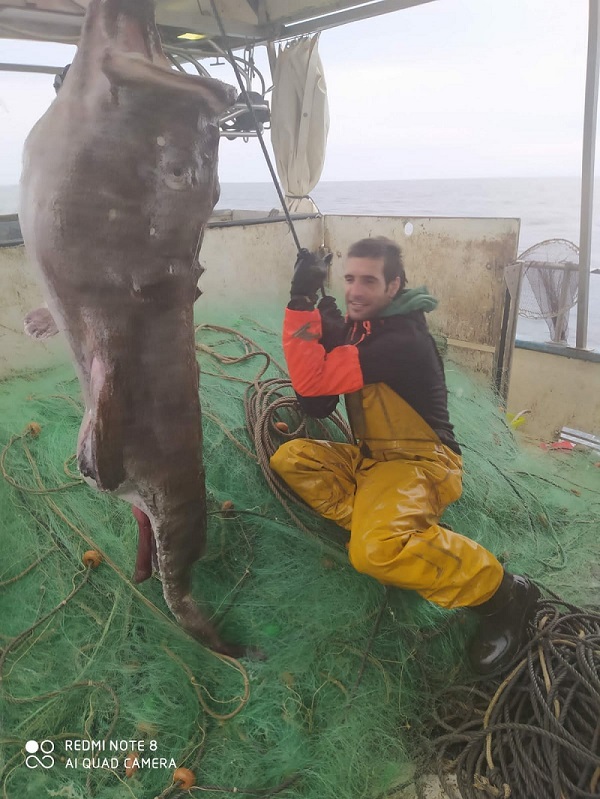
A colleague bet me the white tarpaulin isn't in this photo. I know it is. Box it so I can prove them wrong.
[271,35,329,214]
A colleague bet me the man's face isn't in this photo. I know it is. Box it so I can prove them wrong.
[344,256,401,321]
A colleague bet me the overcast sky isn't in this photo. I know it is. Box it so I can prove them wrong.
[0,0,595,184]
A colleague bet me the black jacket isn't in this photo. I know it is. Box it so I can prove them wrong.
[289,296,460,454]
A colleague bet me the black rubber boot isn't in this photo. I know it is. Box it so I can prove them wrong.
[468,572,540,676]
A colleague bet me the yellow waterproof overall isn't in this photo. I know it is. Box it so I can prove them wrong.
[270,383,503,609]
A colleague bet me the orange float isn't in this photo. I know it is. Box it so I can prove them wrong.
[82,550,102,568]
[173,767,196,789]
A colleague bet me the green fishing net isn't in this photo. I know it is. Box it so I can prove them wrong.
[0,311,598,799]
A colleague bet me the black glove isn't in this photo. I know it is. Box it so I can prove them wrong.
[290,249,329,300]
[317,295,344,323]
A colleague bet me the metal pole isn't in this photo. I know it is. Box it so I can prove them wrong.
[0,63,63,74]
[577,0,600,348]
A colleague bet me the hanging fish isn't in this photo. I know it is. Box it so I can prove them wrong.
[19,0,250,657]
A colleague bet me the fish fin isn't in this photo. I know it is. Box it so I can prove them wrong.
[78,358,126,492]
[24,307,59,340]
[102,50,236,115]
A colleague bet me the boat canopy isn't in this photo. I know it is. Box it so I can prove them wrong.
[0,0,435,50]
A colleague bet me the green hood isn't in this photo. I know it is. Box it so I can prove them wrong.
[377,286,438,318]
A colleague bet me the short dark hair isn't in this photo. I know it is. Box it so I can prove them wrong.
[347,236,406,291]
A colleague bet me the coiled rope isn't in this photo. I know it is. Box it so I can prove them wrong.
[244,376,352,533]
[196,323,353,536]
[433,596,600,799]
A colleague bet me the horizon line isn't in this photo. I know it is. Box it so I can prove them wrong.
[0,175,588,189]
[223,175,585,185]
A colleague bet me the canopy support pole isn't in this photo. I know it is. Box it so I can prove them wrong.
[577,0,600,348]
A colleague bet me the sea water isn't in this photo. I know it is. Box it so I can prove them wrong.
[2,177,599,349]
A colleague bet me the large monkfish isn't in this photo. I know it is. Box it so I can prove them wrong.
[19,0,246,656]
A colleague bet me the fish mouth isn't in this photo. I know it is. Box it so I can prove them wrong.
[94,0,237,115]
[100,0,163,63]
[103,0,156,28]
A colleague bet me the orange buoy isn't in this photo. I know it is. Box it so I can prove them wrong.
[124,751,138,778]
[82,550,102,568]
[275,421,289,433]
[173,767,196,789]
[220,500,235,518]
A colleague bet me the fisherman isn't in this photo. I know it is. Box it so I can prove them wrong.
[270,236,539,675]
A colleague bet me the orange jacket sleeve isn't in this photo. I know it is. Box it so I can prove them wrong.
[283,308,364,397]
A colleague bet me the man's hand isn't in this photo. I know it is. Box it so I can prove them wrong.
[318,295,344,323]
[290,249,329,301]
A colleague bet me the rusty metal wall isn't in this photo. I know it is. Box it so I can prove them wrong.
[198,216,324,312]
[0,243,68,377]
[508,347,600,441]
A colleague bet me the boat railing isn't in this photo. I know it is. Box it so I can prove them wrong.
[0,211,321,247]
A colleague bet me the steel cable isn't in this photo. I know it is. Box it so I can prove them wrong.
[201,0,304,253]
